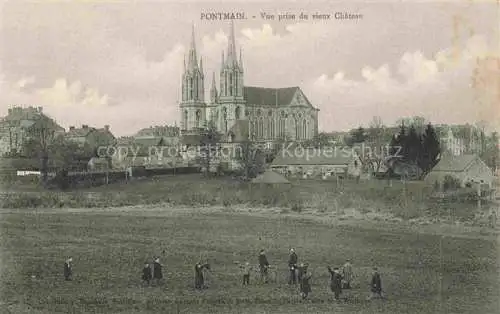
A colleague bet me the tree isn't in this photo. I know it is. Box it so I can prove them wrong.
[197,126,221,176]
[236,140,265,180]
[347,126,367,146]
[23,118,58,184]
[404,125,422,164]
[365,116,386,173]
[420,123,441,173]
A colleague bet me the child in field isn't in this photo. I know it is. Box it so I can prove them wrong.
[142,262,152,285]
[152,257,163,285]
[368,267,384,300]
[240,262,252,285]
[63,257,73,281]
[299,268,312,300]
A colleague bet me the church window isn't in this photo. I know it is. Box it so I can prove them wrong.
[183,110,188,130]
[229,73,233,96]
[302,120,307,139]
[268,110,273,116]
[257,109,262,116]
[196,110,201,127]
[222,107,228,133]
[281,110,286,117]
[235,106,241,120]
[235,73,238,96]
[270,118,275,139]
[279,118,285,138]
[245,109,249,117]
[295,118,300,140]
[258,118,264,139]
[189,78,194,100]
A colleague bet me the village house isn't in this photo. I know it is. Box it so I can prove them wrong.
[424,154,494,189]
[270,147,362,179]
[0,106,65,155]
[65,124,116,150]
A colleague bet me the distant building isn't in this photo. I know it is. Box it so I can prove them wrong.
[424,154,494,189]
[270,147,362,179]
[65,124,116,150]
[0,106,65,155]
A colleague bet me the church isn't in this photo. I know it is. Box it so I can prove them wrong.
[179,22,319,145]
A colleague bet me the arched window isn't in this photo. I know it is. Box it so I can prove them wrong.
[302,119,308,139]
[266,117,271,139]
[195,109,201,127]
[270,118,275,139]
[295,118,299,140]
[183,110,188,130]
[235,106,241,120]
[189,78,194,100]
[258,118,264,139]
[229,73,233,96]
[222,107,228,133]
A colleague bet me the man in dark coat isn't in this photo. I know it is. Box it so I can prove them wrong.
[369,267,384,299]
[328,266,343,301]
[299,268,312,300]
[288,248,298,285]
[63,257,73,281]
[195,262,210,289]
[152,257,163,285]
[142,262,152,285]
[258,250,269,284]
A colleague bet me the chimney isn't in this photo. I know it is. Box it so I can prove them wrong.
[82,124,88,129]
[104,125,110,131]
[69,126,75,131]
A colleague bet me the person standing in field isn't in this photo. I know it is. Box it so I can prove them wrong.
[297,263,308,283]
[240,262,251,286]
[327,266,343,301]
[369,267,384,300]
[299,268,312,300]
[194,261,210,289]
[142,262,152,286]
[258,250,270,284]
[63,257,73,281]
[152,257,163,285]
[288,248,298,285]
[342,259,353,289]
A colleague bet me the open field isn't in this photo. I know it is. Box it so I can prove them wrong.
[1,206,498,313]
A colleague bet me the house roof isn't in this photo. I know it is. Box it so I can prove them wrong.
[66,127,95,138]
[133,137,163,147]
[431,154,478,172]
[251,170,290,184]
[243,86,315,109]
[181,134,203,146]
[271,148,353,166]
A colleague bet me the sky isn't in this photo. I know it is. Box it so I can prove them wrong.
[0,0,499,136]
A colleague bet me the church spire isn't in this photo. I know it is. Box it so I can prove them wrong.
[187,23,198,71]
[226,20,237,66]
[199,57,204,75]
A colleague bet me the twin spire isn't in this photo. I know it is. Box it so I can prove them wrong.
[186,21,243,73]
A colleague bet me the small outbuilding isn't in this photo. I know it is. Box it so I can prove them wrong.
[424,154,494,189]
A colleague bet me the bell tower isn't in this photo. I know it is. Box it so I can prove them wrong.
[180,24,206,133]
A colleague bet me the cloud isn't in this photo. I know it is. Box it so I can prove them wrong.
[306,34,499,132]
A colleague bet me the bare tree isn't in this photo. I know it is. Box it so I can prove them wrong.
[197,125,221,176]
[24,118,57,184]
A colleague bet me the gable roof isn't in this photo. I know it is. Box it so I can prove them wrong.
[243,86,315,108]
[271,148,353,166]
[251,170,290,184]
[431,154,478,172]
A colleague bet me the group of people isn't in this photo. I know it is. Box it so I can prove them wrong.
[141,257,164,286]
[63,248,385,301]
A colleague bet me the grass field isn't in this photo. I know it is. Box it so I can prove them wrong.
[1,206,498,313]
[2,173,493,224]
